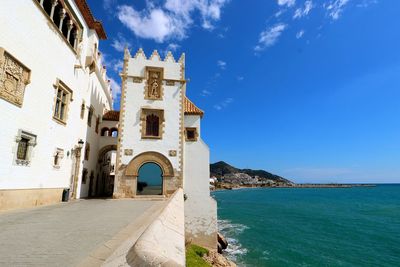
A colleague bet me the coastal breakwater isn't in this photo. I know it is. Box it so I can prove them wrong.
[215,183,376,190]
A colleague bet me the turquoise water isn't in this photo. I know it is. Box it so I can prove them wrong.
[213,185,400,267]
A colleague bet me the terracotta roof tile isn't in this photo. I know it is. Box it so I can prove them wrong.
[184,97,204,117]
[103,110,119,121]
[74,0,107,39]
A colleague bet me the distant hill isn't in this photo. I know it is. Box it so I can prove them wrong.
[210,161,292,184]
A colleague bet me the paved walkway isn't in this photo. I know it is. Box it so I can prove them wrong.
[0,199,163,267]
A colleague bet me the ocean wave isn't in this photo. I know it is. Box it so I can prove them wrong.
[219,219,249,235]
[218,219,249,264]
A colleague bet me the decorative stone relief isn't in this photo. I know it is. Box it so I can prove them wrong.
[169,150,177,157]
[132,77,143,83]
[145,66,163,100]
[124,149,133,156]
[0,48,31,107]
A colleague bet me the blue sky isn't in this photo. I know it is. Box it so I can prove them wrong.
[88,0,400,183]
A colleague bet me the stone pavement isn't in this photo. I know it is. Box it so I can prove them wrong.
[0,199,162,267]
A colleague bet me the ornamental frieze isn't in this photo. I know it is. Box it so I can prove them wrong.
[0,48,31,107]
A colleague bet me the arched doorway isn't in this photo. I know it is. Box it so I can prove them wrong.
[137,162,163,195]
[124,151,174,197]
[95,145,117,197]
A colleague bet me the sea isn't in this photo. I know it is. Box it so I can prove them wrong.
[212,184,400,267]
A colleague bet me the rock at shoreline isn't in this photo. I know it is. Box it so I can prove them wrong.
[203,250,237,267]
[218,232,228,250]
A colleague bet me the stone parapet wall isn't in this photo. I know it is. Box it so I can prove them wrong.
[104,188,186,267]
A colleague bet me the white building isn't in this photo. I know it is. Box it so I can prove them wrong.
[104,48,218,249]
[0,0,113,209]
[0,0,217,250]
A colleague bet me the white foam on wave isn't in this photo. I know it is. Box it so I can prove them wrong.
[218,219,249,264]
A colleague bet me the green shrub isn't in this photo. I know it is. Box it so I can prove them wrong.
[186,244,211,267]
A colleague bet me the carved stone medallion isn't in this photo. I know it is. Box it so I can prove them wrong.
[0,48,31,107]
[124,149,133,156]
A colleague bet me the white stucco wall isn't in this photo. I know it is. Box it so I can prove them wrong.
[0,1,112,201]
[183,115,218,249]
[120,52,183,172]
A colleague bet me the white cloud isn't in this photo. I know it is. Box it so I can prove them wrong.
[293,0,313,19]
[217,60,226,69]
[117,6,177,43]
[167,43,180,51]
[117,0,229,43]
[112,60,124,73]
[356,0,378,8]
[109,77,121,100]
[222,97,233,106]
[296,29,305,39]
[254,23,287,52]
[214,97,233,110]
[277,0,295,7]
[201,89,211,96]
[103,0,116,10]
[324,0,350,20]
[102,53,123,76]
[111,33,131,52]
[214,104,222,110]
[274,9,286,17]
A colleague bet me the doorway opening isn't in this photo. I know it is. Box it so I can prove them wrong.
[94,145,117,197]
[137,162,163,195]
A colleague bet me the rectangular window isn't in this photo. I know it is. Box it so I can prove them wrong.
[53,79,72,124]
[145,114,160,136]
[95,116,99,134]
[14,129,37,166]
[87,106,94,127]
[17,137,29,160]
[53,148,64,169]
[80,101,85,119]
[141,108,164,139]
[84,143,90,161]
[82,169,88,184]
[185,127,198,141]
[54,88,68,121]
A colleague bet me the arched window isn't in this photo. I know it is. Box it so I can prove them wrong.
[52,5,61,29]
[110,127,118,137]
[101,127,109,136]
[61,14,70,38]
[69,27,77,46]
[146,114,159,137]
